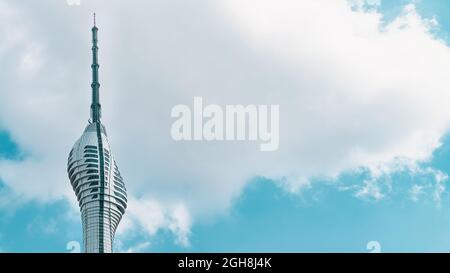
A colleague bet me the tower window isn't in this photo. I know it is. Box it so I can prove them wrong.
[114,186,126,195]
[85,159,98,163]
[87,175,99,180]
[85,145,97,149]
[114,191,127,202]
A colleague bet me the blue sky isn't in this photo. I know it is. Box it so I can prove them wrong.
[3,0,450,253]
[3,132,450,252]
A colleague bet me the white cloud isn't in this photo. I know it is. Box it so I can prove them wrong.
[167,204,191,247]
[355,178,386,201]
[27,216,58,235]
[433,170,448,205]
[346,162,448,203]
[410,184,425,202]
[116,197,191,248]
[121,241,151,253]
[1,0,450,246]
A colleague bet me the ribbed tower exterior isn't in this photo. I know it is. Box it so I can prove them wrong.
[67,17,127,253]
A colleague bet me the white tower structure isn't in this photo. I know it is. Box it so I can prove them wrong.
[67,15,127,253]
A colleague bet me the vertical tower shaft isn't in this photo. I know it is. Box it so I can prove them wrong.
[91,13,101,123]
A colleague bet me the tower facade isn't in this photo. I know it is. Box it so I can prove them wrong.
[67,18,127,253]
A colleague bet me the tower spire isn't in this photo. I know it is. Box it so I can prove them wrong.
[90,13,101,123]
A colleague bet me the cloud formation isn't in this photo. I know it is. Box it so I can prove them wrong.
[1,0,450,247]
